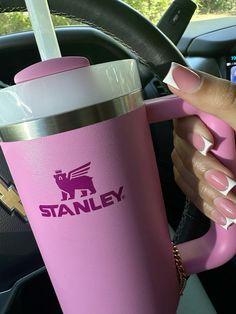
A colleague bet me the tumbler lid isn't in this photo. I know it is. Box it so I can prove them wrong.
[0,58,142,128]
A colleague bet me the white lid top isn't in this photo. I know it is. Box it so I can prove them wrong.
[0,59,141,127]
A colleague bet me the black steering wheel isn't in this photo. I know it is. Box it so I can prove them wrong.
[0,0,187,77]
[0,1,205,313]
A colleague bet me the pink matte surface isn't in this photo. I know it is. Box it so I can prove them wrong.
[14,56,90,83]
[1,107,179,314]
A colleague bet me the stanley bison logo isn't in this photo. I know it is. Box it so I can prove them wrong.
[39,162,124,218]
[54,162,96,201]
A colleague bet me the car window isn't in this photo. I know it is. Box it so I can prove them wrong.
[0,13,80,36]
[123,1,236,22]
[0,1,235,36]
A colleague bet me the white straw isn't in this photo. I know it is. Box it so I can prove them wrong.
[25,0,61,60]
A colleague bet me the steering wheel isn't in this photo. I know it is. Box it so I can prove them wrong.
[0,0,203,312]
[0,0,187,77]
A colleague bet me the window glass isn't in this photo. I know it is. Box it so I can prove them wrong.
[0,13,79,36]
[0,1,235,36]
[123,1,236,22]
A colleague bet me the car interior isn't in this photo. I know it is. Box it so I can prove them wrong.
[0,0,236,313]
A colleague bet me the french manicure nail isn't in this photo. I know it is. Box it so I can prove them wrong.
[211,210,227,225]
[205,170,236,196]
[163,62,202,93]
[187,133,213,156]
[214,197,236,219]
[220,217,235,230]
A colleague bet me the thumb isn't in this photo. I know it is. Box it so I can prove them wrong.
[163,62,236,130]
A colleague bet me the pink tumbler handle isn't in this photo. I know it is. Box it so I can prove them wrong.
[145,94,236,275]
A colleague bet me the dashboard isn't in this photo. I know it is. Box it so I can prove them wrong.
[178,16,236,82]
[226,55,236,82]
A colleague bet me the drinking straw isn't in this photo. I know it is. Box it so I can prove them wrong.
[25,0,61,60]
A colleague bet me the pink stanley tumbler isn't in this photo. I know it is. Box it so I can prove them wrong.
[0,56,236,314]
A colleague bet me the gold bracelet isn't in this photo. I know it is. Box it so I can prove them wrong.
[172,243,188,295]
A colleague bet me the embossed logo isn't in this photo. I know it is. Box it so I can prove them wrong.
[54,162,96,200]
[39,162,124,218]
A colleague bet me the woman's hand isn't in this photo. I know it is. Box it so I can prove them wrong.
[163,63,236,228]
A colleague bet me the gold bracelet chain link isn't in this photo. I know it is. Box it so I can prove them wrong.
[172,243,188,295]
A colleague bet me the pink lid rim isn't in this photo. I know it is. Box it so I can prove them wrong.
[14,56,90,84]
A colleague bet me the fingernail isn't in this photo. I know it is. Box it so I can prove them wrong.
[220,217,235,230]
[211,210,227,225]
[214,197,236,219]
[163,62,202,93]
[205,170,236,196]
[187,133,213,156]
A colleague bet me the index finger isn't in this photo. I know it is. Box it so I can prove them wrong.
[174,116,214,156]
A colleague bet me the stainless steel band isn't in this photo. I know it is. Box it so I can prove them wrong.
[0,90,143,142]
